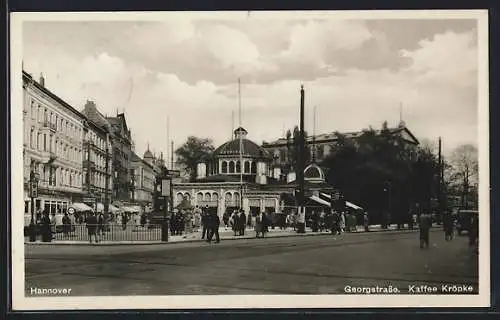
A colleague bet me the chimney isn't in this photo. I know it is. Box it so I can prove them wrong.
[39,73,45,87]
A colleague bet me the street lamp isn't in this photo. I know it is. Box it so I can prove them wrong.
[28,168,40,242]
[383,180,392,229]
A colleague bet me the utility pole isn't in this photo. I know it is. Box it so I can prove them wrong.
[171,140,174,170]
[238,78,244,210]
[297,85,306,233]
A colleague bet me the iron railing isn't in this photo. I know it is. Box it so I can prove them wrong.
[29,223,164,242]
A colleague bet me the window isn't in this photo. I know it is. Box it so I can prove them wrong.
[37,133,41,150]
[221,161,228,173]
[31,101,36,119]
[55,115,59,130]
[30,128,34,148]
[37,105,41,122]
[229,161,235,173]
[251,162,257,174]
[236,161,241,173]
[49,135,53,153]
[244,161,250,173]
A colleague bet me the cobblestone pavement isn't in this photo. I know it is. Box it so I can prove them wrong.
[24,230,478,296]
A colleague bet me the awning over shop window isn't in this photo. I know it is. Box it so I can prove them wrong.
[319,193,363,210]
[121,206,140,213]
[69,202,93,212]
[309,195,331,207]
[94,203,122,213]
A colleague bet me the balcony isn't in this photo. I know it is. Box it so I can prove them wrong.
[83,160,96,169]
[43,120,57,132]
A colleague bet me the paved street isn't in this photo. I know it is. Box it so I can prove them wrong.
[24,230,478,296]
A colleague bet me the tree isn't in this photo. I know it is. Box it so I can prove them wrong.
[320,121,441,225]
[175,136,215,182]
[285,125,311,172]
[448,144,478,209]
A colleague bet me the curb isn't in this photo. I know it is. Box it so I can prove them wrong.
[24,227,427,246]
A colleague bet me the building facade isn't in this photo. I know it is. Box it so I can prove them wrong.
[262,122,420,177]
[131,151,155,208]
[23,71,85,217]
[106,113,134,203]
[172,127,288,218]
[81,116,113,209]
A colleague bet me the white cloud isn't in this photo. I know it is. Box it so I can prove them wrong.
[21,19,479,159]
[401,31,477,87]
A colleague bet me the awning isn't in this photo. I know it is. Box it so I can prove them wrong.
[121,206,140,213]
[69,202,93,212]
[319,193,364,210]
[309,195,331,207]
[95,203,122,213]
[109,204,121,213]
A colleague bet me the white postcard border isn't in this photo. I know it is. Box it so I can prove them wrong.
[10,10,490,310]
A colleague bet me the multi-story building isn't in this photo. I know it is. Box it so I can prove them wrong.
[106,113,134,204]
[130,151,155,209]
[261,121,420,179]
[81,106,113,209]
[23,71,85,217]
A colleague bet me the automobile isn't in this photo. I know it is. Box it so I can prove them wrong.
[456,209,479,235]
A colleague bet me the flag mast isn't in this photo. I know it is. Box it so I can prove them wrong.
[238,78,243,210]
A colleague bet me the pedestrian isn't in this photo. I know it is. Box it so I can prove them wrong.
[86,212,99,244]
[339,211,346,234]
[201,206,209,239]
[239,210,246,236]
[122,213,128,230]
[207,212,220,243]
[363,212,369,232]
[62,212,71,237]
[255,212,263,238]
[231,211,239,236]
[469,213,479,247]
[193,206,202,232]
[443,209,454,241]
[97,213,105,240]
[419,212,432,249]
[311,210,318,232]
[50,213,57,236]
[184,209,193,235]
[223,211,230,229]
[40,211,52,242]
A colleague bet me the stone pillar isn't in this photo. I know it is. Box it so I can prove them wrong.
[242,197,250,215]
[219,188,225,218]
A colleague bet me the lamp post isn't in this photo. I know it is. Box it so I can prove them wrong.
[160,169,172,242]
[104,147,110,216]
[383,180,392,229]
[28,168,40,242]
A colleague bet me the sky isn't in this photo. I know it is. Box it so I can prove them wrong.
[21,13,480,159]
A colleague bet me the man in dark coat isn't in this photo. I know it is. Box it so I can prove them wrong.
[443,209,454,241]
[201,206,209,239]
[207,212,220,243]
[86,212,99,244]
[62,213,71,237]
[419,212,432,249]
[40,211,52,242]
[239,210,246,236]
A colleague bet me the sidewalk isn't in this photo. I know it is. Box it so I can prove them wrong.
[24,224,426,246]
